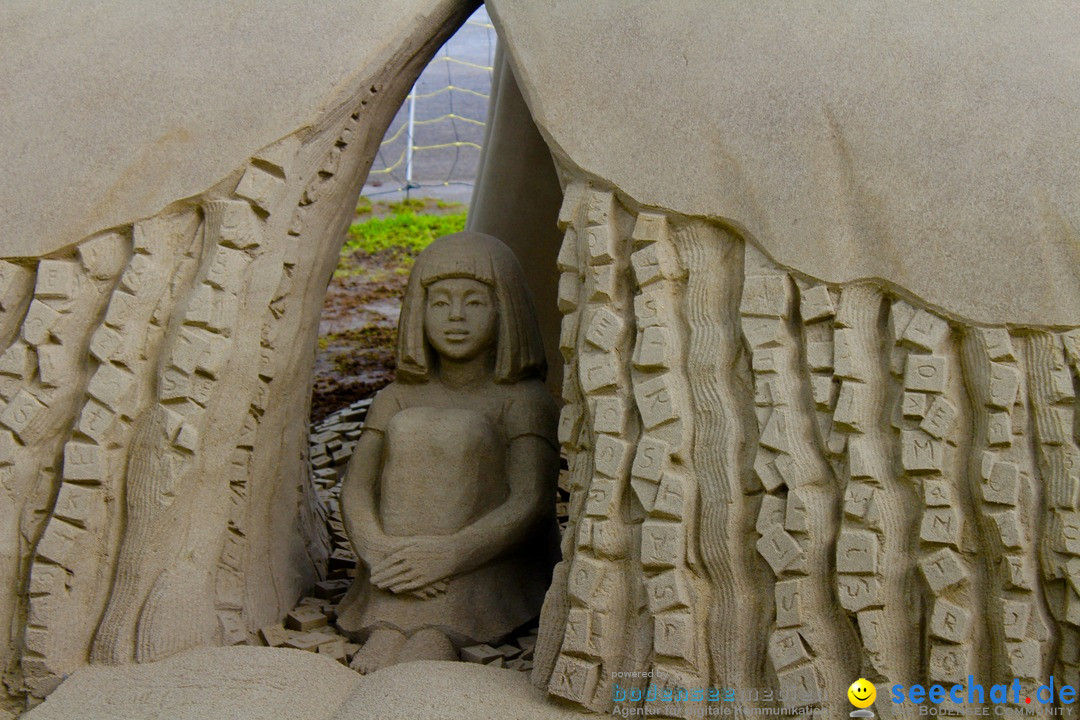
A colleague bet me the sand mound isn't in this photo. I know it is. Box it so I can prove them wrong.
[23,648,587,720]
[332,660,586,720]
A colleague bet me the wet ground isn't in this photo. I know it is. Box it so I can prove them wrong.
[309,197,464,423]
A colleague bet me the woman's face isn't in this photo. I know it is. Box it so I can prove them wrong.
[424,278,497,362]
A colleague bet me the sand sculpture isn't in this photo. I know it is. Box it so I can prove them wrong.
[336,232,558,672]
[3,0,1079,718]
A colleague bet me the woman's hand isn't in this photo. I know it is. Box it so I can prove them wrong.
[368,536,461,594]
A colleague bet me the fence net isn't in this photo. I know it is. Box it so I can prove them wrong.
[363,7,495,199]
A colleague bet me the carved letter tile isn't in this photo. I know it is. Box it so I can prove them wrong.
[204,245,249,294]
[1005,639,1040,680]
[22,300,62,346]
[235,164,286,213]
[929,598,972,643]
[634,375,678,429]
[902,430,944,474]
[585,477,619,518]
[641,520,684,569]
[1001,600,1031,641]
[77,399,116,444]
[987,362,1021,410]
[631,212,667,245]
[756,494,787,535]
[78,231,129,280]
[775,579,803,627]
[557,273,580,314]
[578,352,617,393]
[836,530,878,574]
[776,664,822,708]
[652,471,687,520]
[35,344,67,387]
[742,317,786,350]
[550,655,600,705]
[653,611,694,661]
[920,396,958,440]
[978,327,1016,362]
[35,259,79,300]
[799,284,835,323]
[919,548,968,594]
[810,375,835,409]
[901,310,949,352]
[756,525,802,574]
[807,341,833,372]
[644,569,690,613]
[759,408,791,454]
[754,452,784,492]
[34,519,85,568]
[585,225,615,266]
[0,341,34,379]
[904,355,947,393]
[833,380,867,432]
[593,434,632,479]
[562,607,593,656]
[784,489,808,533]
[991,509,1024,549]
[63,441,103,482]
[847,436,875,478]
[982,460,1020,505]
[590,397,628,435]
[631,437,669,482]
[740,274,790,319]
[929,644,970,685]
[53,482,102,527]
[837,575,882,612]
[923,478,953,507]
[986,411,1012,447]
[920,507,962,546]
[584,307,624,352]
[902,391,929,418]
[585,190,613,226]
[633,326,673,370]
[1,390,47,439]
[768,629,810,670]
[567,557,607,605]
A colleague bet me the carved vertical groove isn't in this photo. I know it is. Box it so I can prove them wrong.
[679,220,766,696]
[742,246,859,711]
[546,187,639,712]
[961,328,1054,707]
[533,180,587,686]
[1026,331,1080,688]
[4,244,129,699]
[627,210,706,715]
[830,287,923,691]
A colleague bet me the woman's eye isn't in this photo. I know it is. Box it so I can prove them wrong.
[432,300,449,308]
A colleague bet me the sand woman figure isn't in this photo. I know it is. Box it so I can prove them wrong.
[337,231,559,673]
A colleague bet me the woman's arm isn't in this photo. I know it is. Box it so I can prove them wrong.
[339,427,391,566]
[369,433,558,593]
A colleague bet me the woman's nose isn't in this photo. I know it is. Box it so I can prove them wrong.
[449,298,465,319]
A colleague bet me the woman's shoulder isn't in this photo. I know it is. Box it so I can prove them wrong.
[501,378,557,407]
[363,381,414,431]
[500,379,558,442]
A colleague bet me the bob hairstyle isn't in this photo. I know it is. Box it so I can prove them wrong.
[396,231,547,383]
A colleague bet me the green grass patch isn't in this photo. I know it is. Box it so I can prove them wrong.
[345,209,467,256]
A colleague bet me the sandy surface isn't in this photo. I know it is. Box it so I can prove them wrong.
[23,648,589,720]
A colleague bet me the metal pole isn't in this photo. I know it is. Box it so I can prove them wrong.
[404,85,417,200]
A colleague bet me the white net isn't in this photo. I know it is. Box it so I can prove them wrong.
[363,7,495,201]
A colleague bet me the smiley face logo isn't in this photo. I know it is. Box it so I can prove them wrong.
[847,678,877,708]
